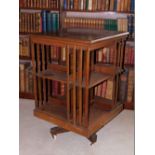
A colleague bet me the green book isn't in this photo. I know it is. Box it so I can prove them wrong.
[86,0,89,10]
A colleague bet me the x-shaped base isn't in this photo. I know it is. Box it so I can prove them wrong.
[50,126,97,145]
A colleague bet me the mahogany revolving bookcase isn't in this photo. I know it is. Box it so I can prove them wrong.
[31,29,129,144]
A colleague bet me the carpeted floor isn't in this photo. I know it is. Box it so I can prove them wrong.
[19,99,134,155]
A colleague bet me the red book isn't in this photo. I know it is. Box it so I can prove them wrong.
[130,47,134,65]
[52,81,58,96]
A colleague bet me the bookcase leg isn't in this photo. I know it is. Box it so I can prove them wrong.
[50,126,69,139]
[88,133,97,145]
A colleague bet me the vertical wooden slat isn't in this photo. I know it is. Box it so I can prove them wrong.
[78,48,83,126]
[72,46,76,125]
[41,44,47,106]
[119,41,124,69]
[84,49,90,128]
[46,45,51,98]
[31,42,38,108]
[66,45,70,121]
[121,39,126,69]
[114,42,118,77]
[116,41,121,68]
[36,44,43,109]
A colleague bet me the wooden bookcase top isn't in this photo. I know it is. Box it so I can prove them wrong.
[31,29,129,45]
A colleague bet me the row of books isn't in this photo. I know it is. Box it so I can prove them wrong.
[63,15,134,35]
[19,35,30,57]
[49,46,66,63]
[95,79,113,100]
[19,11,59,33]
[20,0,59,9]
[19,61,33,93]
[95,68,134,103]
[35,46,66,65]
[96,45,134,65]
[63,0,134,12]
[49,81,65,97]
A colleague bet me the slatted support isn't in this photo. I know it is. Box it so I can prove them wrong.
[72,46,77,125]
[78,48,83,126]
[66,45,71,121]
[36,44,43,109]
[31,43,39,108]
[84,49,90,128]
[41,44,47,107]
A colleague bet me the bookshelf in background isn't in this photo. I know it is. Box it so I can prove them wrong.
[19,0,134,109]
[19,0,61,99]
[61,0,134,110]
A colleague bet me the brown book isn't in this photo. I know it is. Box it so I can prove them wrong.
[74,0,79,10]
[105,80,113,100]
[121,0,125,12]
[101,81,107,97]
[20,64,25,92]
[61,47,66,62]
[117,0,121,12]
[127,0,131,12]
[127,69,134,102]
[110,0,115,11]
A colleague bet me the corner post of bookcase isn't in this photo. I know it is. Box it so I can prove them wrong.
[84,48,91,128]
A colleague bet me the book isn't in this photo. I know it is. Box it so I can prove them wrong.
[42,10,47,33]
[127,68,134,102]
[118,68,128,102]
[105,80,113,100]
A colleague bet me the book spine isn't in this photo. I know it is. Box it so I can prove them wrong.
[42,10,47,33]
[64,0,67,10]
[101,81,107,97]
[20,64,25,92]
[118,69,128,102]
[47,12,52,32]
[127,69,134,102]
[70,0,74,10]
[105,80,113,100]
[88,0,92,10]
[130,0,134,12]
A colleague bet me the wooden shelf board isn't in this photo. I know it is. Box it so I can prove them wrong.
[124,101,134,110]
[19,56,31,60]
[63,10,134,14]
[94,63,123,75]
[124,64,134,69]
[19,92,34,99]
[36,70,68,83]
[82,71,111,88]
[20,7,59,11]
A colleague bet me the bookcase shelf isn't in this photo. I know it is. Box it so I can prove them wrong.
[20,7,59,11]
[19,56,31,60]
[62,10,134,14]
[19,92,34,99]
[36,70,68,83]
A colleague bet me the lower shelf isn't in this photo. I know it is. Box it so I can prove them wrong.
[19,92,34,99]
[124,101,134,110]
[34,103,123,137]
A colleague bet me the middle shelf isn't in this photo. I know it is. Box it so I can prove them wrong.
[35,69,111,88]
